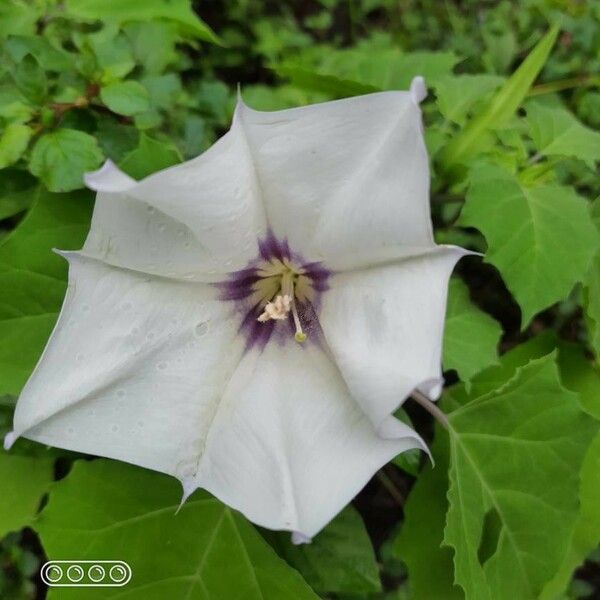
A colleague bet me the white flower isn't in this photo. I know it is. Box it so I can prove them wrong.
[6,77,467,541]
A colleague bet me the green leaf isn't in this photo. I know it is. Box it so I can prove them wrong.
[125,21,179,74]
[100,81,151,116]
[0,188,93,395]
[583,200,600,358]
[0,452,53,537]
[29,129,104,192]
[443,278,502,381]
[459,165,598,326]
[540,342,600,598]
[94,115,139,163]
[394,429,463,600]
[0,169,36,221]
[527,102,600,168]
[0,2,41,38]
[265,506,381,595]
[275,64,381,98]
[444,354,597,600]
[37,459,318,599]
[439,24,559,171]
[11,54,47,105]
[0,123,32,169]
[5,35,74,72]
[87,28,135,82]
[119,132,182,179]
[141,73,182,110]
[276,48,458,97]
[434,74,505,126]
[64,0,221,45]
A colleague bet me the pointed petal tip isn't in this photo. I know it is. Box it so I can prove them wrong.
[291,531,312,545]
[410,76,427,104]
[176,478,197,514]
[3,431,17,451]
[84,160,137,193]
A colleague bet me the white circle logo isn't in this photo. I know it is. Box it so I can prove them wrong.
[109,564,128,583]
[44,564,63,584]
[66,564,84,582]
[88,565,106,583]
[41,561,132,587]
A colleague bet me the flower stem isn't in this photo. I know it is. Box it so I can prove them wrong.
[410,390,450,430]
[528,75,600,97]
[376,469,405,506]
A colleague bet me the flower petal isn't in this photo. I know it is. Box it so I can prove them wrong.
[82,116,266,280]
[9,254,423,538]
[237,87,433,270]
[185,339,424,539]
[318,246,468,430]
[11,254,246,476]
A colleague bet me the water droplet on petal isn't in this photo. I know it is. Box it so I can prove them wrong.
[111,424,119,433]
[194,321,209,337]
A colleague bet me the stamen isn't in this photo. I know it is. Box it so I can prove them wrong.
[257,294,291,322]
[256,268,307,343]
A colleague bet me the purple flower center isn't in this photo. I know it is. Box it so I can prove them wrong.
[218,231,330,350]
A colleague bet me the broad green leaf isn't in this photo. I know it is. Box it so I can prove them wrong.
[583,199,600,358]
[0,169,36,221]
[120,132,182,179]
[443,278,501,381]
[125,21,179,74]
[274,64,377,98]
[460,165,598,326]
[445,332,558,409]
[5,35,74,71]
[434,74,505,126]
[142,74,182,114]
[394,430,463,600]
[29,129,104,192]
[11,54,46,105]
[444,354,597,600]
[94,115,139,163]
[276,48,458,98]
[0,123,31,169]
[541,343,600,598]
[527,102,600,168]
[100,81,151,116]
[439,24,559,171]
[0,188,93,395]
[64,0,220,45]
[0,2,41,38]
[265,506,381,595]
[87,28,135,82]
[0,452,53,537]
[37,460,318,599]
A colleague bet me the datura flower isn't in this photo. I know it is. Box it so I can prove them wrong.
[6,77,467,542]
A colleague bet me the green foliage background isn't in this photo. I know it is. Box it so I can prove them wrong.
[0,0,599,598]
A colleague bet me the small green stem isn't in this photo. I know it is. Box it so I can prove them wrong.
[410,390,450,430]
[528,75,600,97]
[376,470,405,506]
